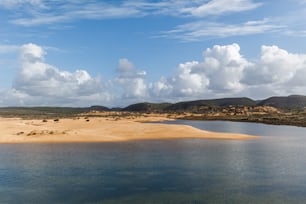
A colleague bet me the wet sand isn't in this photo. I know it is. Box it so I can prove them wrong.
[0,116,258,143]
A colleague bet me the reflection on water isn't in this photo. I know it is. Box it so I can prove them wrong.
[163,120,306,137]
[1,121,306,203]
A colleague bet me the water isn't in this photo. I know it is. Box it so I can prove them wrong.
[1,121,306,203]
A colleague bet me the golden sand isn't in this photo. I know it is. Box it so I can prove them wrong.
[0,115,257,143]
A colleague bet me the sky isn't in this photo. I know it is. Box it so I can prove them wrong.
[1,0,306,107]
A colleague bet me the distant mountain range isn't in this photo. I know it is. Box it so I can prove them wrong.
[123,95,306,112]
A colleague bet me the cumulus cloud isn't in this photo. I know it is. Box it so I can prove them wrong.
[0,43,149,106]
[2,42,306,107]
[151,43,306,101]
[242,45,306,84]
[150,61,209,100]
[1,43,111,106]
[150,44,249,100]
[115,58,147,100]
[196,43,249,92]
[228,44,306,97]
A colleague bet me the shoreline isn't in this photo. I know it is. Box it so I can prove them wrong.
[0,115,257,144]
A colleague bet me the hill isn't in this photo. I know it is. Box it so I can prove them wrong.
[123,96,306,112]
[122,97,257,112]
[258,95,306,109]
[122,102,171,112]
[165,97,256,112]
[1,95,306,118]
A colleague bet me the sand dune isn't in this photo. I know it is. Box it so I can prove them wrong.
[0,116,257,143]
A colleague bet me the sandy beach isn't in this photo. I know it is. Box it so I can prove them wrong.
[0,115,257,143]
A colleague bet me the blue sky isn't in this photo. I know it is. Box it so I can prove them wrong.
[1,0,306,107]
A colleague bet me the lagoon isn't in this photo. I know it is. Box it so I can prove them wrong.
[1,121,306,203]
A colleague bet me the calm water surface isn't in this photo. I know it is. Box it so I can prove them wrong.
[1,121,306,203]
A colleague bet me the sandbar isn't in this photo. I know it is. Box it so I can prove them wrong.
[0,115,258,143]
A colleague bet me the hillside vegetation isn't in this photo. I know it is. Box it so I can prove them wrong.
[1,95,306,127]
[123,95,306,112]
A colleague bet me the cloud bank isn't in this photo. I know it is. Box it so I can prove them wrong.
[1,42,306,107]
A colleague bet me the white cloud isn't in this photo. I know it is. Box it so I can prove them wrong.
[9,1,143,26]
[162,19,284,41]
[2,42,306,107]
[285,30,306,37]
[115,58,147,100]
[3,0,262,26]
[150,43,249,100]
[182,0,262,17]
[0,89,29,106]
[0,43,149,106]
[0,0,43,8]
[197,43,249,92]
[2,43,111,106]
[2,0,306,46]
[150,43,306,102]
[12,16,69,27]
[240,45,306,98]
[125,0,261,17]
[159,60,209,98]
[242,45,306,85]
